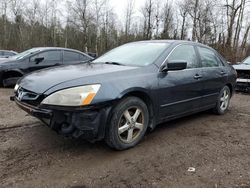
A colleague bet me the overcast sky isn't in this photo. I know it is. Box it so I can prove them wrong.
[60,0,149,22]
[109,0,145,19]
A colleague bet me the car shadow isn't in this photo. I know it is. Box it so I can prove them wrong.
[236,91,250,95]
[152,110,211,133]
[42,110,212,151]
[12,109,215,158]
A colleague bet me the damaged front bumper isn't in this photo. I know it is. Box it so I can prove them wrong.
[11,96,112,141]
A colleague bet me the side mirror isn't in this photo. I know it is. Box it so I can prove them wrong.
[34,57,44,64]
[160,60,187,72]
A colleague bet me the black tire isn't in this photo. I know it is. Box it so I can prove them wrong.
[3,76,20,88]
[105,97,149,150]
[213,86,231,115]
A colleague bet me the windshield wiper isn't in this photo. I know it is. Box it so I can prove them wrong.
[104,61,125,66]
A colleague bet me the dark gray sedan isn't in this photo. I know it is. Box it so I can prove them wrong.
[12,40,237,150]
[0,47,93,87]
[0,50,18,58]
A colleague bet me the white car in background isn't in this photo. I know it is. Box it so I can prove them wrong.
[233,57,250,92]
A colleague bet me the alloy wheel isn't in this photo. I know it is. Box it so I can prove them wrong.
[220,89,230,111]
[118,107,144,144]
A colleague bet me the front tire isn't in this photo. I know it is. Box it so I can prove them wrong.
[105,97,149,150]
[213,86,231,115]
[3,76,21,87]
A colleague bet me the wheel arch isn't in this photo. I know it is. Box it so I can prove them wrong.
[225,83,233,96]
[2,69,24,79]
[118,89,156,130]
[2,69,24,86]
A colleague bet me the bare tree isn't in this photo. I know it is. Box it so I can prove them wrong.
[241,24,250,50]
[93,0,106,55]
[161,1,173,39]
[179,0,189,40]
[10,0,24,50]
[233,0,246,50]
[101,1,117,51]
[124,0,135,40]
[141,0,154,39]
[189,0,199,41]
[225,0,242,47]
[0,0,249,63]
[154,0,162,39]
[0,0,9,48]
[68,0,93,51]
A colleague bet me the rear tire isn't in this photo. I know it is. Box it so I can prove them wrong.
[213,86,231,115]
[105,97,149,150]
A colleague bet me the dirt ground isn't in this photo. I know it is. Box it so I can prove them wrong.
[0,89,250,188]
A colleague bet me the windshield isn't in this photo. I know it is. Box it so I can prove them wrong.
[93,42,170,66]
[242,57,250,65]
[11,48,41,60]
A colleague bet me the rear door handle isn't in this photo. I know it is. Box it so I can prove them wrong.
[194,74,203,79]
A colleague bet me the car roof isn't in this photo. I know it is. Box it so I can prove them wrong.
[30,47,83,52]
[132,40,212,49]
[27,47,93,59]
[0,50,17,53]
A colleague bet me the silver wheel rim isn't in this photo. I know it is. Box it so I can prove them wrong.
[118,107,144,144]
[220,89,230,111]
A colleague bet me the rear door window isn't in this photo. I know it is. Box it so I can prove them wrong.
[31,50,62,62]
[197,47,222,67]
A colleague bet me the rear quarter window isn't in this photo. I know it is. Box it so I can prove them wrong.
[79,54,90,61]
[4,51,15,56]
[64,51,80,62]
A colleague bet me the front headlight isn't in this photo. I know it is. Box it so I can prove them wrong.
[41,84,101,106]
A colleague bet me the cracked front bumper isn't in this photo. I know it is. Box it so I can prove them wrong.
[12,96,112,141]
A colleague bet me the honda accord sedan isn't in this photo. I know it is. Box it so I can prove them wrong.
[12,40,237,150]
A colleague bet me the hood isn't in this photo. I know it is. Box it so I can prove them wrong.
[233,64,250,70]
[18,63,138,94]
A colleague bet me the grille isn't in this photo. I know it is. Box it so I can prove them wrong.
[237,70,250,79]
[16,87,45,106]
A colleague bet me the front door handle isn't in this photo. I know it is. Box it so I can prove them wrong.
[194,74,203,79]
[220,71,227,75]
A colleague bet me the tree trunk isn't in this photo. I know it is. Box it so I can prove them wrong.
[192,0,199,41]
